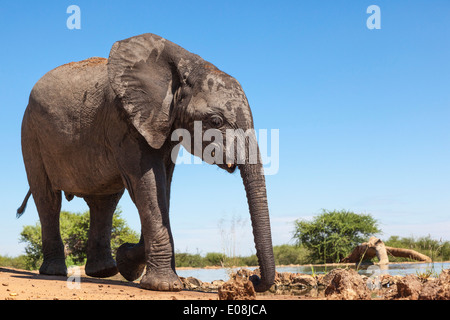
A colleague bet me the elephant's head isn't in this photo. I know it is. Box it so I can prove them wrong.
[108,33,275,292]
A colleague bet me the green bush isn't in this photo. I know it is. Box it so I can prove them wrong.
[239,254,258,267]
[175,252,205,268]
[0,254,28,269]
[204,252,226,266]
[273,244,309,265]
[19,209,139,270]
[174,252,259,268]
[293,209,381,263]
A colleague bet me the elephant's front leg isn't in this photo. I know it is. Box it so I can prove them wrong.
[121,159,181,291]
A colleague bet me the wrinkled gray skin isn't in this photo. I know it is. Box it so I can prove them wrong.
[19,33,275,292]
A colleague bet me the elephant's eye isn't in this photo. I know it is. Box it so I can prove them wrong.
[210,115,223,128]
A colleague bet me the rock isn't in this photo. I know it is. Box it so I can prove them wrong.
[274,272,294,285]
[419,279,442,300]
[186,276,203,287]
[383,270,450,300]
[320,271,337,288]
[180,276,204,290]
[439,269,450,282]
[234,268,257,281]
[218,278,256,300]
[324,269,371,300]
[292,274,317,288]
[315,274,326,288]
[380,274,400,288]
[180,277,226,292]
[212,280,225,287]
[419,269,450,300]
[395,275,423,300]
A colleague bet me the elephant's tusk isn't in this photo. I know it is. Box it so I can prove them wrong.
[227,163,232,168]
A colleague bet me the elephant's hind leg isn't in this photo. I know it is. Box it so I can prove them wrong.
[34,188,66,276]
[22,129,66,276]
[26,166,65,275]
[84,192,123,278]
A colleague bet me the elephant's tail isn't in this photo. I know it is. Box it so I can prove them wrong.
[17,189,32,218]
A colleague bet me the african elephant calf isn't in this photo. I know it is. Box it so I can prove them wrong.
[18,33,275,292]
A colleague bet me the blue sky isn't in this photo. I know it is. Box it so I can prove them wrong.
[0,1,449,257]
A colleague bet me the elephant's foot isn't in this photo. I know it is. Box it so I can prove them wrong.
[140,269,183,292]
[85,257,118,278]
[116,242,145,281]
[39,258,67,276]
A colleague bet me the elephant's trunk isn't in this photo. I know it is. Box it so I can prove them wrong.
[239,160,275,292]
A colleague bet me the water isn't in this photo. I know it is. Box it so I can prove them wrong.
[177,262,450,283]
[275,262,450,277]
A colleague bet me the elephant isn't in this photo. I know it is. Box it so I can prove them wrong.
[17,33,275,292]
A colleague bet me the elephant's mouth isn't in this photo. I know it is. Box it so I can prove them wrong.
[219,163,237,173]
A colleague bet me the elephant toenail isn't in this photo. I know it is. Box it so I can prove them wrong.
[158,282,170,291]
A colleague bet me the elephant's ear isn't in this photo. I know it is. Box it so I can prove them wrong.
[107,33,181,149]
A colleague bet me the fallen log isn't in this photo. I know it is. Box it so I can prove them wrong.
[341,237,431,264]
[385,246,432,263]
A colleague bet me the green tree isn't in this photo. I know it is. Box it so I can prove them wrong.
[293,209,381,263]
[20,224,43,270]
[19,209,139,270]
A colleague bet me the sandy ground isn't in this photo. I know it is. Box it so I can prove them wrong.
[0,267,295,300]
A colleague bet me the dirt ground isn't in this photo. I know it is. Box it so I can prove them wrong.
[0,267,295,300]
